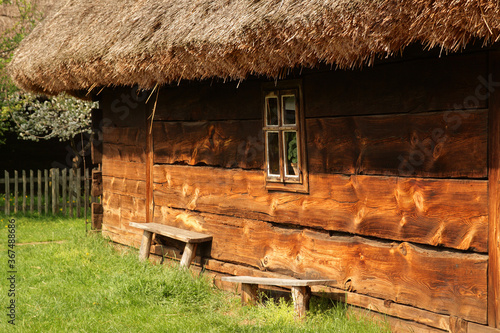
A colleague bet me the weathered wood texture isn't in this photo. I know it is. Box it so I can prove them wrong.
[91,202,103,230]
[146,110,154,223]
[103,126,147,147]
[153,120,264,169]
[102,159,146,181]
[154,207,487,323]
[100,86,150,128]
[101,123,148,241]
[304,52,487,118]
[91,108,103,165]
[307,110,487,178]
[488,50,500,327]
[91,170,102,197]
[103,191,146,231]
[153,80,261,121]
[469,322,500,332]
[349,307,447,333]
[153,164,488,252]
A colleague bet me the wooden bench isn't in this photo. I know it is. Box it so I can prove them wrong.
[221,276,336,319]
[129,222,212,268]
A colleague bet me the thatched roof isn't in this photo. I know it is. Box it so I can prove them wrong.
[8,0,500,95]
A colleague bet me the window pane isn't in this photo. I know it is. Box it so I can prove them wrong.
[282,95,296,125]
[266,97,278,126]
[267,132,280,176]
[284,131,299,177]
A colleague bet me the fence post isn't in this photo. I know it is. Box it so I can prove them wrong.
[14,170,18,214]
[22,170,26,214]
[85,168,89,223]
[62,169,67,216]
[30,170,34,213]
[37,170,42,214]
[69,171,73,218]
[51,169,56,215]
[76,170,81,218]
[44,169,49,214]
[4,171,9,215]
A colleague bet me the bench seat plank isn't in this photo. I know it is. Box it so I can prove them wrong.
[221,276,336,287]
[221,276,336,320]
[129,222,212,243]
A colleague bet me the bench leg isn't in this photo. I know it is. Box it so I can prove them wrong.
[139,230,153,261]
[291,286,311,320]
[179,242,197,268]
[241,283,258,305]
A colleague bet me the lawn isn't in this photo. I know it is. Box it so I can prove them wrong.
[0,214,390,332]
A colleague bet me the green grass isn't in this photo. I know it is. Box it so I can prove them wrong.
[0,215,390,332]
[0,193,91,218]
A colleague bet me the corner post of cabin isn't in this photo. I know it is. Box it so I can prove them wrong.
[291,286,311,320]
[488,49,500,328]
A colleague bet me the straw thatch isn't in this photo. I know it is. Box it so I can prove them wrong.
[8,0,500,95]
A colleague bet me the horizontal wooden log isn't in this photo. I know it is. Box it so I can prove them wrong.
[103,142,146,163]
[102,126,146,147]
[154,207,487,323]
[91,202,103,230]
[468,322,500,332]
[103,189,147,234]
[349,307,446,333]
[153,120,264,169]
[103,191,146,219]
[307,109,487,178]
[102,159,146,181]
[102,224,142,248]
[103,208,148,240]
[153,165,488,252]
[305,52,487,118]
[91,170,103,197]
[102,176,146,197]
[154,80,261,121]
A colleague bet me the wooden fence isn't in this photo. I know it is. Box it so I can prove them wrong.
[1,168,96,217]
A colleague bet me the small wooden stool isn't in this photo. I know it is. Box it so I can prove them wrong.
[129,222,212,268]
[221,276,336,320]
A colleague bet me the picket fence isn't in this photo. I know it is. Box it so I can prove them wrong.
[1,168,96,217]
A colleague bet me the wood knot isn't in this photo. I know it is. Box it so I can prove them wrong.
[262,256,269,266]
[344,278,355,292]
[433,141,444,159]
[384,300,393,308]
[399,243,407,256]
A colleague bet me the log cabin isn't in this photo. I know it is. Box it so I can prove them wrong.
[8,0,500,331]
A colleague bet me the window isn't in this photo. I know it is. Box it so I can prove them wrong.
[263,81,308,193]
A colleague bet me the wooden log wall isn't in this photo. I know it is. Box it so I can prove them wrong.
[99,87,150,245]
[99,51,493,329]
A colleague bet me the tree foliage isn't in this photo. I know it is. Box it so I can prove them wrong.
[0,0,97,169]
[7,92,96,142]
